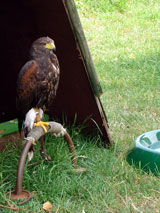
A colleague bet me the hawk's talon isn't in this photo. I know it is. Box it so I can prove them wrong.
[34,121,49,133]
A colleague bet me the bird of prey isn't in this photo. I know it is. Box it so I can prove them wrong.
[16,36,60,160]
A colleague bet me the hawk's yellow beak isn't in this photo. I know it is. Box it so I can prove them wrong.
[45,42,56,51]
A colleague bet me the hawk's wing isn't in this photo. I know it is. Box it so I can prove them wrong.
[16,60,39,116]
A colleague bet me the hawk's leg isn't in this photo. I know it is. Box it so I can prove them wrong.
[40,136,51,161]
[34,108,51,161]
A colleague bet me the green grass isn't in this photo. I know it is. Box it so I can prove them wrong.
[0,120,18,138]
[1,0,160,212]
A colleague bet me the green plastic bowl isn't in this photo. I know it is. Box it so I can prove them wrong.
[127,130,160,175]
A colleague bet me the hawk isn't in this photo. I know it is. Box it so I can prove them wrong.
[16,37,60,160]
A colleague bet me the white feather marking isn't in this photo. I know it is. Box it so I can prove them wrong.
[52,63,57,70]
[24,108,44,161]
[24,108,36,132]
[24,108,44,132]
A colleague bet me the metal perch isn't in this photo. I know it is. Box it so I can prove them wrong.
[6,121,77,204]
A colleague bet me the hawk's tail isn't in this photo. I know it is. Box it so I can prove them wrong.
[18,117,23,136]
[17,110,23,136]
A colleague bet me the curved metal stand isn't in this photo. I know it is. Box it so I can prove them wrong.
[6,190,33,205]
[6,123,77,204]
[6,139,33,204]
[64,132,77,166]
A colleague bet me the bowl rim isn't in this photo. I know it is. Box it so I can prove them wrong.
[136,129,160,154]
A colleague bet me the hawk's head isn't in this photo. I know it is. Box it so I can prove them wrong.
[30,37,56,58]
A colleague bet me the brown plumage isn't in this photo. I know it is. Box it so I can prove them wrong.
[16,37,60,136]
